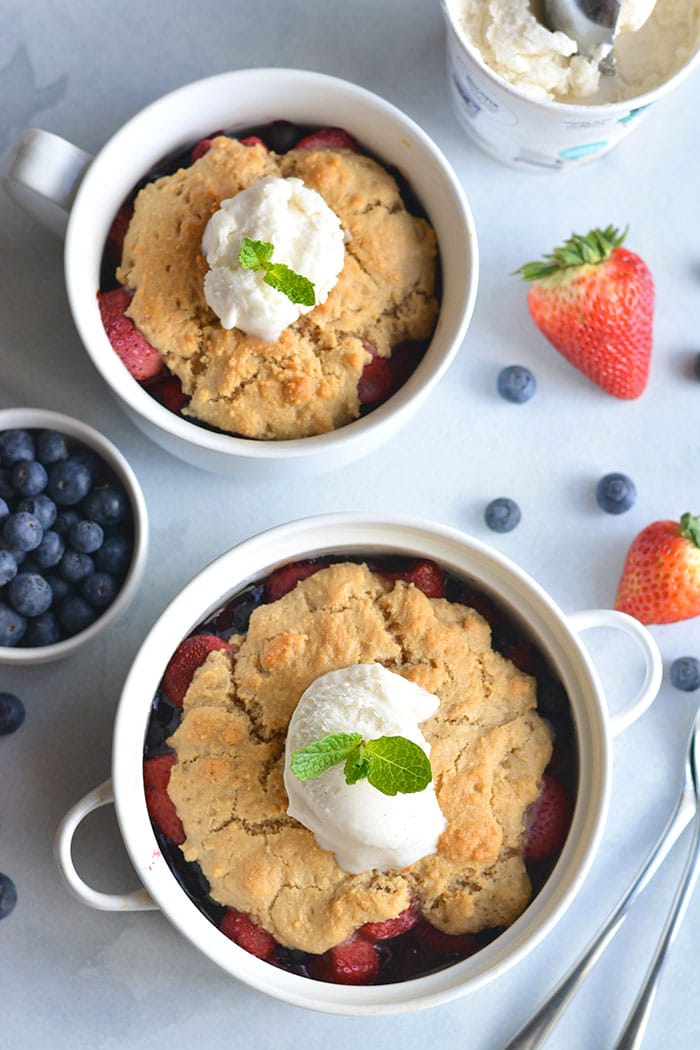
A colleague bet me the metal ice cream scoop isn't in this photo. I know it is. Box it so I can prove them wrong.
[544,0,622,73]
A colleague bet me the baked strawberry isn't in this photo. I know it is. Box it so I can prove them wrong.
[413,920,479,957]
[220,908,277,960]
[143,753,185,844]
[191,138,213,162]
[239,135,267,149]
[162,633,230,705]
[358,906,420,941]
[295,127,358,151]
[145,374,188,415]
[380,559,445,598]
[358,351,393,405]
[97,287,163,380]
[524,774,572,864]
[264,561,323,601]
[307,937,379,985]
[517,225,654,399]
[614,513,700,624]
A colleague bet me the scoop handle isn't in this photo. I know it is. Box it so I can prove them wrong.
[54,778,157,911]
[3,128,92,236]
[568,608,662,737]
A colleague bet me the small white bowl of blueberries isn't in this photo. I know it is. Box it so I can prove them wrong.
[0,407,148,664]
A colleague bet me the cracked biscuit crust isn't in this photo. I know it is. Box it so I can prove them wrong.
[166,562,553,954]
[117,137,439,439]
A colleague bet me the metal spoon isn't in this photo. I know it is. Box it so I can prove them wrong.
[543,0,622,73]
[504,707,700,1050]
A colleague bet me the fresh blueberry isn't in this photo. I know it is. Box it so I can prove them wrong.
[3,512,43,552]
[0,603,27,646]
[83,484,129,526]
[0,873,17,919]
[45,573,70,604]
[56,594,98,635]
[595,473,637,514]
[497,365,536,404]
[36,429,68,464]
[16,494,57,530]
[53,509,81,536]
[484,498,522,533]
[0,470,13,500]
[0,497,9,521]
[69,519,104,554]
[0,692,25,734]
[33,530,64,570]
[669,656,700,692]
[81,571,118,609]
[8,573,53,617]
[24,611,62,647]
[69,446,102,481]
[0,549,18,586]
[11,459,48,497]
[0,429,35,466]
[94,534,131,575]
[58,550,95,584]
[47,457,92,506]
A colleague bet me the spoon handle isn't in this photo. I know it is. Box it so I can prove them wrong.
[613,812,700,1050]
[503,795,694,1050]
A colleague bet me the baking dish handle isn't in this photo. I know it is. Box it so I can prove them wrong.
[568,608,662,738]
[54,778,157,911]
[3,128,92,237]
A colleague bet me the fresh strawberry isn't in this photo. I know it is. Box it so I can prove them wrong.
[413,920,479,957]
[524,774,573,864]
[614,513,700,624]
[105,202,133,265]
[220,908,277,960]
[162,633,230,705]
[294,127,358,151]
[97,287,163,380]
[264,561,323,601]
[380,559,445,598]
[358,906,420,941]
[517,225,654,399]
[307,937,379,985]
[143,753,185,844]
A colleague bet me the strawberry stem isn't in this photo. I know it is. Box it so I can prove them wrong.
[680,512,700,548]
[516,224,628,282]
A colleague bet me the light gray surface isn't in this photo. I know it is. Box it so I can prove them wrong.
[1,1,700,1047]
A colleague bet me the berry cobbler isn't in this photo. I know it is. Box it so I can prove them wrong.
[143,556,575,986]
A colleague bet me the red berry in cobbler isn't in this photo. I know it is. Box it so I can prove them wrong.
[294,127,358,151]
[220,907,277,960]
[359,906,420,941]
[264,561,323,602]
[143,754,185,844]
[162,633,231,706]
[97,288,163,380]
[358,352,393,406]
[380,559,445,598]
[105,203,134,265]
[413,919,480,957]
[524,774,573,864]
[307,937,380,985]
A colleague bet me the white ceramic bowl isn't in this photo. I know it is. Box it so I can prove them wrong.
[0,407,148,665]
[4,69,478,479]
[55,514,661,1014]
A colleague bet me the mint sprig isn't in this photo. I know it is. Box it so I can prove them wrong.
[238,237,316,307]
[290,732,433,796]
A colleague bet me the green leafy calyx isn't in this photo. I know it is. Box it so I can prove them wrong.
[515,225,628,282]
[290,731,433,796]
[680,513,700,549]
[238,237,316,306]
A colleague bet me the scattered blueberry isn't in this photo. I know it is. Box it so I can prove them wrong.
[8,573,53,617]
[0,550,17,587]
[16,494,57,530]
[47,458,92,506]
[69,519,104,554]
[11,459,47,497]
[596,473,637,514]
[0,873,17,918]
[36,429,68,464]
[81,571,118,609]
[497,365,536,404]
[0,691,25,734]
[0,429,34,466]
[0,602,27,646]
[485,498,522,533]
[3,512,43,552]
[669,656,700,692]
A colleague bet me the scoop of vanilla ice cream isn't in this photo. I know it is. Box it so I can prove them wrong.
[284,663,447,874]
[201,175,345,342]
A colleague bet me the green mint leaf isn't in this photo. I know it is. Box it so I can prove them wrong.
[290,732,362,782]
[344,745,371,785]
[238,237,274,271]
[363,736,433,796]
[264,263,316,307]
